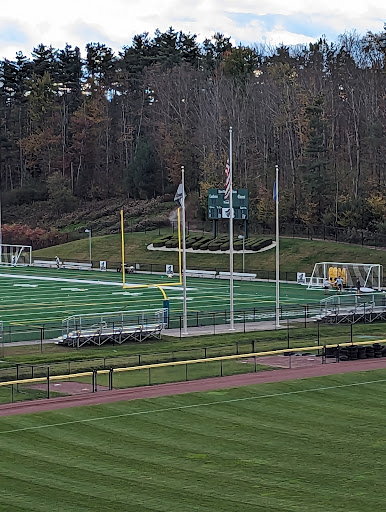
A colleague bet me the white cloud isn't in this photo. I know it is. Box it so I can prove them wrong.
[0,0,385,60]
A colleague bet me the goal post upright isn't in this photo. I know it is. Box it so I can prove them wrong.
[120,209,126,287]
[119,209,182,291]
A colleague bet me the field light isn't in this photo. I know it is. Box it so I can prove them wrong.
[85,229,92,266]
[238,235,245,273]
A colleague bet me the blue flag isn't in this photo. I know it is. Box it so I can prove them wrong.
[273,180,278,202]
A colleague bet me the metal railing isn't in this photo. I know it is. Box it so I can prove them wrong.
[1,339,385,405]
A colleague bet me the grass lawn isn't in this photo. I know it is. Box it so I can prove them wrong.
[33,230,386,273]
[0,386,60,404]
[1,323,386,378]
[0,370,386,511]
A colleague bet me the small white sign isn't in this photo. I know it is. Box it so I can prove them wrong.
[100,261,107,271]
[297,272,306,284]
[221,207,235,219]
[166,264,174,276]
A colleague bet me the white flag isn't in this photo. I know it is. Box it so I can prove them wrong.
[174,183,186,206]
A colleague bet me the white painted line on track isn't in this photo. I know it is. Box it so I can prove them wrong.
[1,378,385,435]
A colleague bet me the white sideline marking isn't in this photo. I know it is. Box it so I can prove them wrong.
[60,288,88,292]
[0,273,123,287]
[111,292,143,296]
[1,378,386,435]
[13,284,38,288]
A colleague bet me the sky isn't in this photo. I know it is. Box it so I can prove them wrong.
[0,0,385,60]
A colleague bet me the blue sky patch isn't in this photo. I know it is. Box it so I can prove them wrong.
[0,21,27,44]
[226,11,336,41]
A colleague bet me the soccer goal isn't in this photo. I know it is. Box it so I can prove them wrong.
[0,244,32,266]
[307,262,383,292]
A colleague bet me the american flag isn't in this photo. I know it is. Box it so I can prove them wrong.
[224,158,231,200]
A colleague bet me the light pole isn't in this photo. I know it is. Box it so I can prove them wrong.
[238,235,245,273]
[85,229,92,266]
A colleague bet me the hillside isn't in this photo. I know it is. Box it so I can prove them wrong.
[34,231,386,274]
[2,197,175,236]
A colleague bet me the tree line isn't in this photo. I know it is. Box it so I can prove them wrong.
[0,26,386,232]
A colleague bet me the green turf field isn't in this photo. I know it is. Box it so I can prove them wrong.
[0,265,328,332]
[0,370,386,511]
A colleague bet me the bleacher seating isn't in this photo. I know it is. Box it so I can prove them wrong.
[185,269,217,278]
[56,323,163,347]
[34,259,92,270]
[218,271,257,281]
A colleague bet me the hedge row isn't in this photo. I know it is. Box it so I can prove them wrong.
[151,235,273,252]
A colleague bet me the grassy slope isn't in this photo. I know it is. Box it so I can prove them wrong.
[0,371,386,511]
[34,230,386,272]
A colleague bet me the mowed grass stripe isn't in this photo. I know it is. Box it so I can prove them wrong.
[1,371,386,511]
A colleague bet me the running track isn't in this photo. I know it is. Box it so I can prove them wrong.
[0,357,385,417]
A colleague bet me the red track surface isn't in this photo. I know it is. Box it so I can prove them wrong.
[1,357,386,417]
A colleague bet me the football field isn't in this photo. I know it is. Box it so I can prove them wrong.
[0,265,326,329]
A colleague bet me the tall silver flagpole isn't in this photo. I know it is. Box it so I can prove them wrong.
[181,166,188,335]
[229,127,235,330]
[0,196,2,263]
[275,164,280,328]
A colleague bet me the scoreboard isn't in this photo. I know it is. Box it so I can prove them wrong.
[208,188,249,220]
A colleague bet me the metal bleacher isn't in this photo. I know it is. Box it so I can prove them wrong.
[317,292,386,324]
[57,309,167,348]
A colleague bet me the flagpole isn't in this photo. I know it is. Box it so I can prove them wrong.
[229,127,235,330]
[181,166,188,335]
[275,164,280,328]
[0,196,2,263]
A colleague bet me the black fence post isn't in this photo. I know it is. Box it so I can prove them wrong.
[287,319,290,349]
[11,384,14,403]
[16,364,19,392]
[254,356,257,372]
[350,323,353,344]
[148,367,151,386]
[185,364,188,381]
[220,359,223,377]
[47,367,50,399]
[317,322,320,347]
[109,368,113,390]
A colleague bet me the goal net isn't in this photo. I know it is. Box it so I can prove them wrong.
[308,262,383,291]
[0,244,32,266]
